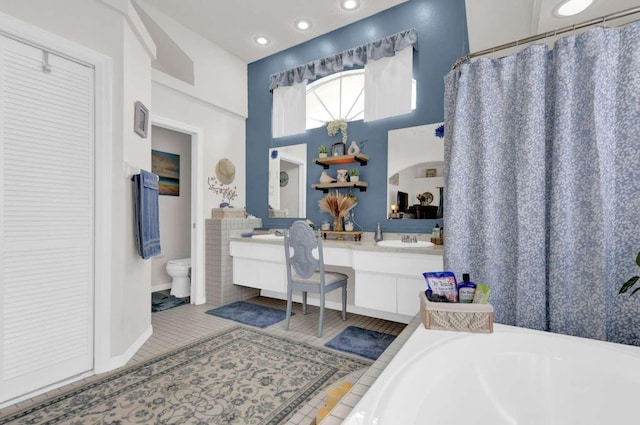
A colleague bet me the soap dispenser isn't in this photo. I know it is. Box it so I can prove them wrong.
[374,222,383,242]
[432,223,441,239]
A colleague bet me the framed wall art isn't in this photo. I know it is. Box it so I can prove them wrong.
[134,101,149,138]
[331,142,346,157]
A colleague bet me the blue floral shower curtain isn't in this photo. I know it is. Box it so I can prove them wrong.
[444,22,640,345]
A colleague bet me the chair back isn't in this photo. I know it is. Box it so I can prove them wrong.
[284,221,324,279]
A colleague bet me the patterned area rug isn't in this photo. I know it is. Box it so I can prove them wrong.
[205,301,293,328]
[0,327,370,425]
[151,292,188,312]
[325,326,397,360]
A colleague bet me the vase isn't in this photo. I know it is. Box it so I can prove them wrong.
[333,217,343,232]
[336,169,348,183]
[319,152,327,158]
[347,141,360,155]
[350,175,359,182]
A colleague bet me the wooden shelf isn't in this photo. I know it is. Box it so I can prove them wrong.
[313,153,369,169]
[321,230,363,241]
[312,181,368,192]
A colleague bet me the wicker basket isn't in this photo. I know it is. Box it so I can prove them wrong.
[211,208,246,219]
[419,291,493,333]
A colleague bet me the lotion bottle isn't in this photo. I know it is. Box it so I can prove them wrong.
[458,273,477,303]
[432,223,441,239]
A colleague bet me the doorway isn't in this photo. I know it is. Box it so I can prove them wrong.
[150,116,204,304]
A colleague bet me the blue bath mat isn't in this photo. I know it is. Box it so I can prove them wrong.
[325,326,396,360]
[205,301,293,328]
[152,292,188,312]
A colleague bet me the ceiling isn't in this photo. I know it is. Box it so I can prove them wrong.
[138,0,640,63]
[137,0,407,63]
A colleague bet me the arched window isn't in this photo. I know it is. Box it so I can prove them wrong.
[306,69,416,130]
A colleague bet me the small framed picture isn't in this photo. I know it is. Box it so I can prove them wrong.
[134,101,149,138]
[425,168,437,178]
[331,142,346,157]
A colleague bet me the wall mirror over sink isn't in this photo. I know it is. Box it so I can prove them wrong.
[268,144,307,218]
[387,122,444,219]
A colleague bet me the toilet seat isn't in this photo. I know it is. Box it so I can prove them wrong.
[168,258,191,267]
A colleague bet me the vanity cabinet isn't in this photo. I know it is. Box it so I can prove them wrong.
[352,250,443,316]
[229,242,287,293]
[229,238,443,321]
[312,153,369,192]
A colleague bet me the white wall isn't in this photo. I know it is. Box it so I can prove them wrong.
[135,1,248,217]
[151,126,192,288]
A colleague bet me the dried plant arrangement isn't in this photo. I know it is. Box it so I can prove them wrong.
[318,191,357,231]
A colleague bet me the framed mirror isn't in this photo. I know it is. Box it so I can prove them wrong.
[268,144,307,218]
[387,123,444,219]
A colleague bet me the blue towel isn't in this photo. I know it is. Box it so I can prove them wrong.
[132,170,161,259]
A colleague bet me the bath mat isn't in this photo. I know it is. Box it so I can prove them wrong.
[205,301,293,328]
[151,292,188,312]
[0,327,370,425]
[325,326,396,360]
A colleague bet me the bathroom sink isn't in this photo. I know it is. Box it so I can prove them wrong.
[251,234,284,240]
[376,240,434,248]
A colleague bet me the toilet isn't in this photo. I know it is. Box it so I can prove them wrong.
[166,258,191,298]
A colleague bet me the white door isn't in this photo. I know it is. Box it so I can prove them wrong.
[0,35,94,402]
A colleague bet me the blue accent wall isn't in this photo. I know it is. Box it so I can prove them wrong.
[246,0,468,233]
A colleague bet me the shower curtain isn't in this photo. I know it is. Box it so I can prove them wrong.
[444,22,640,345]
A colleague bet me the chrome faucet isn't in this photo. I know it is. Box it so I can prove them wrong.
[401,235,417,243]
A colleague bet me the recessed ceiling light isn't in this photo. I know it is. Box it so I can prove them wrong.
[555,0,594,17]
[254,35,270,46]
[341,0,360,11]
[295,18,312,31]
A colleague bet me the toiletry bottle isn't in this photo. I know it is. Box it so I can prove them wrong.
[374,222,383,242]
[431,223,440,239]
[458,273,477,303]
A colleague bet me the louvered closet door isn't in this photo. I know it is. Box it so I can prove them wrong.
[0,35,94,402]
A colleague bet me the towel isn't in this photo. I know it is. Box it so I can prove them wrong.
[132,170,161,259]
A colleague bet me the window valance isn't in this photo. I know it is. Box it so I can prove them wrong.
[269,28,418,91]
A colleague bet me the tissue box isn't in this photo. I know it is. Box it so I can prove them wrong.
[211,208,246,219]
[419,291,493,333]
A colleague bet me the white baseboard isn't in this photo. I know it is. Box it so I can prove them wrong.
[0,325,153,409]
[103,325,153,371]
[259,290,413,324]
[151,282,172,292]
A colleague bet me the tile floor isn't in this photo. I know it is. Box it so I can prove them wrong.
[0,296,407,424]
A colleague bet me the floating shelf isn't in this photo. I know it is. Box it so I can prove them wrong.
[313,153,369,169]
[312,181,368,192]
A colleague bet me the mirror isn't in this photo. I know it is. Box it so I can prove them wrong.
[387,123,444,219]
[268,144,307,218]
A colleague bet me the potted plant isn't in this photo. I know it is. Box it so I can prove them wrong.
[619,250,640,296]
[349,168,360,182]
[318,144,328,158]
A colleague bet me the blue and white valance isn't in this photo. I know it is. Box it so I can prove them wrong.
[269,28,418,91]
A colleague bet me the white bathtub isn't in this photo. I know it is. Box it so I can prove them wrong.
[343,323,640,425]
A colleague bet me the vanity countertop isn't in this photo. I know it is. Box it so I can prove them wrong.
[230,235,444,256]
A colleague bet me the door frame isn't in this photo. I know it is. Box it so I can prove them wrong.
[150,115,205,305]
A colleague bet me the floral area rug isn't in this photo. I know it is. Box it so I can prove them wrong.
[0,327,370,425]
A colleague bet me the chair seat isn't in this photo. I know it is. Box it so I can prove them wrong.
[292,271,348,286]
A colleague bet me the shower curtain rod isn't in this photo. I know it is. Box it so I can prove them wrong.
[452,5,640,70]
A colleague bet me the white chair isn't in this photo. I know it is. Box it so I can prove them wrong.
[284,220,347,337]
